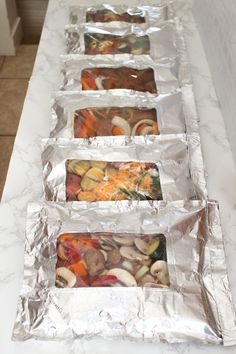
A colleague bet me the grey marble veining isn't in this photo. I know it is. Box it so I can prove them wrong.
[0,0,236,353]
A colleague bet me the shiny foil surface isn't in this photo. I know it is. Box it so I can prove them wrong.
[12,200,236,345]
[50,88,199,138]
[65,22,178,60]
[41,135,207,202]
[60,54,180,93]
[70,3,169,26]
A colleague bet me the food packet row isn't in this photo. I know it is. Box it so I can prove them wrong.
[65,22,178,60]
[69,3,170,26]
[41,135,206,203]
[50,88,199,139]
[60,54,182,93]
[12,200,236,345]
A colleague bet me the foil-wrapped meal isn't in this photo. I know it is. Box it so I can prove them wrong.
[41,135,206,202]
[69,4,170,26]
[12,200,236,345]
[60,54,179,93]
[50,88,199,139]
[65,23,178,60]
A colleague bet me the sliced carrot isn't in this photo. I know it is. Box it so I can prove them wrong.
[59,233,75,243]
[81,72,97,90]
[112,126,125,136]
[69,261,88,277]
[151,122,159,135]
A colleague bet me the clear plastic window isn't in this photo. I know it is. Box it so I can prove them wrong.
[84,33,150,55]
[81,67,157,93]
[74,107,158,138]
[56,233,169,288]
[65,160,162,202]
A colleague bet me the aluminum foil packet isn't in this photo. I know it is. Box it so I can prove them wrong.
[60,54,180,93]
[12,200,236,345]
[50,88,199,139]
[41,135,207,202]
[69,3,170,26]
[65,22,178,60]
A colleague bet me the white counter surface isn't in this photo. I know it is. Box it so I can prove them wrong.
[1,1,236,353]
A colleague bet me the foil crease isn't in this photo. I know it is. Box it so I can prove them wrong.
[50,88,199,138]
[12,200,236,345]
[69,3,170,26]
[60,54,179,93]
[64,22,178,61]
[41,135,207,202]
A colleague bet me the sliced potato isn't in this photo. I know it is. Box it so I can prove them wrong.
[77,190,96,202]
[91,161,107,170]
[105,166,117,178]
[81,175,99,191]
[86,167,105,182]
[67,160,90,176]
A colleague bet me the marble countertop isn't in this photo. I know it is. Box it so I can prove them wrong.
[1,0,236,353]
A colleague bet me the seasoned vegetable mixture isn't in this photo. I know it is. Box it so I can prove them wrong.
[81,67,157,93]
[56,232,169,288]
[84,33,150,55]
[74,107,158,138]
[86,9,146,23]
[66,160,162,202]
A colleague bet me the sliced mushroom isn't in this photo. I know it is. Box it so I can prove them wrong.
[56,267,76,288]
[134,238,149,255]
[150,260,170,286]
[57,244,68,260]
[120,246,149,261]
[107,249,121,265]
[100,250,108,262]
[84,249,105,276]
[100,236,118,250]
[131,119,154,136]
[107,268,137,287]
[122,260,134,273]
[112,116,131,135]
[113,235,134,246]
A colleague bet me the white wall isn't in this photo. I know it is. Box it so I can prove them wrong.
[193,0,236,165]
[0,0,22,55]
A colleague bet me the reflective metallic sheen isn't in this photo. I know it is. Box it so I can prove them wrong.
[12,200,236,345]
[41,135,207,202]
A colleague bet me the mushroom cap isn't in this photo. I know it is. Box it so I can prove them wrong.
[112,235,134,246]
[134,238,149,255]
[150,260,170,286]
[56,267,76,288]
[150,260,168,275]
[107,268,137,287]
[120,246,149,261]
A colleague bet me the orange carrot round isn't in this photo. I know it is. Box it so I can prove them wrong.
[69,261,88,277]
[112,126,125,135]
